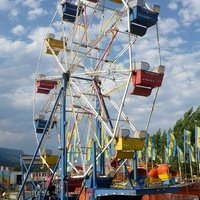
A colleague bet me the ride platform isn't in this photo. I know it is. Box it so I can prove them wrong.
[77,183,191,200]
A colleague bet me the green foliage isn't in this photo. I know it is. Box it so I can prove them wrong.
[154,106,200,171]
[152,129,162,163]
[173,107,200,147]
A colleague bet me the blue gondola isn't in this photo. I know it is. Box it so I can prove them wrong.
[34,119,48,133]
[62,2,82,23]
[34,119,56,134]
[130,6,158,28]
[130,24,147,37]
[129,6,159,36]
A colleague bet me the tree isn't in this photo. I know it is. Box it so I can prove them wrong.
[153,107,200,172]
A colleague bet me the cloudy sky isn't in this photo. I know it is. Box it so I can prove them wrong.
[0,0,200,154]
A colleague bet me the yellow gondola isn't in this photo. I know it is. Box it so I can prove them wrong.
[45,38,64,55]
[42,154,59,166]
[114,137,145,159]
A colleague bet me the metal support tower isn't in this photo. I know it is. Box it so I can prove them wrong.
[60,73,69,200]
[95,80,105,175]
[17,86,64,200]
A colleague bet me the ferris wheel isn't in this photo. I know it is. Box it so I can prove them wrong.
[18,0,164,199]
[32,0,164,175]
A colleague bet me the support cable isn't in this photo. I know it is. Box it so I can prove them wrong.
[145,22,162,132]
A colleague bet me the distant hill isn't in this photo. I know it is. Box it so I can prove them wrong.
[0,147,24,167]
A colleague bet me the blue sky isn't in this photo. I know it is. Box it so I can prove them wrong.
[0,0,200,154]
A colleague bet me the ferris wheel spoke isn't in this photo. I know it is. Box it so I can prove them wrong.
[71,80,114,137]
[102,85,137,133]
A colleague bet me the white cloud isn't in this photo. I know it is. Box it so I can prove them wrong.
[0,37,26,58]
[154,48,200,124]
[16,0,42,9]
[0,0,11,11]
[0,30,46,61]
[29,26,53,41]
[11,25,25,35]
[27,7,47,20]
[161,36,186,48]
[159,18,180,35]
[2,85,33,109]
[169,0,200,26]
[0,130,36,153]
[27,26,55,52]
[14,0,47,20]
[168,2,178,10]
[10,8,20,17]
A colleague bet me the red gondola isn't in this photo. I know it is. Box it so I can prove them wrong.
[36,80,57,94]
[87,0,98,3]
[131,70,164,97]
